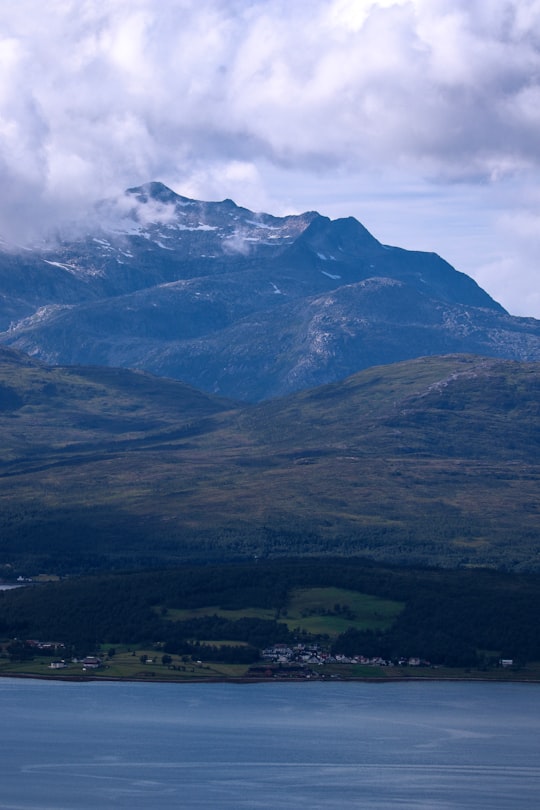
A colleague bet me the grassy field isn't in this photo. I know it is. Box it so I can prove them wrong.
[0,649,249,682]
[283,588,403,636]
[164,587,403,638]
[2,652,539,684]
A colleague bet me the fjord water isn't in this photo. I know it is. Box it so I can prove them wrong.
[1,680,539,809]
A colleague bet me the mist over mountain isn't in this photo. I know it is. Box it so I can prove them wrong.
[1,182,539,401]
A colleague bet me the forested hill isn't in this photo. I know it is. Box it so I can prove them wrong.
[1,559,540,668]
[0,350,538,573]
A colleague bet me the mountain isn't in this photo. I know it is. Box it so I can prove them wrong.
[1,349,538,573]
[1,182,539,400]
[0,344,234,453]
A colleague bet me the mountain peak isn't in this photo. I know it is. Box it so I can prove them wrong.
[1,182,539,402]
[126,181,194,206]
[298,214,381,255]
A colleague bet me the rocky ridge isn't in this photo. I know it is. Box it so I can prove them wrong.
[0,182,539,400]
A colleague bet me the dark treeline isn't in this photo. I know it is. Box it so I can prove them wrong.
[1,558,539,666]
[2,516,539,578]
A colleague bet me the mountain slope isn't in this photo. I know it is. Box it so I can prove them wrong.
[1,182,538,400]
[0,346,235,459]
[0,351,538,573]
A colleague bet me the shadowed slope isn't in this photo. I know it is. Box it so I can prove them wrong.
[0,351,538,572]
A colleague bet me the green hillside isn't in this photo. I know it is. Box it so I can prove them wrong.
[1,559,539,672]
[0,349,538,573]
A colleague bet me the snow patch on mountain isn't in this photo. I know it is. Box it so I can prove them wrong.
[43,260,77,273]
[0,181,536,402]
[245,219,279,230]
[321,270,341,280]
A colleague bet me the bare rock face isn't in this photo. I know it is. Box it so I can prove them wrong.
[1,181,539,401]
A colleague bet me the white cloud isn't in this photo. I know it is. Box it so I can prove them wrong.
[0,0,539,313]
[177,161,265,207]
[474,206,540,318]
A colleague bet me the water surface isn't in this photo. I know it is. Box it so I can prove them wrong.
[1,679,539,808]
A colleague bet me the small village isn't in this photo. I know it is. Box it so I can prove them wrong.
[260,643,429,669]
[7,638,432,676]
[45,644,429,674]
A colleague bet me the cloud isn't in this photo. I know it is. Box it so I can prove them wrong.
[0,1,538,313]
[474,204,540,318]
[2,2,539,197]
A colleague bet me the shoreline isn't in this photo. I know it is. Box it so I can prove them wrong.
[2,671,539,686]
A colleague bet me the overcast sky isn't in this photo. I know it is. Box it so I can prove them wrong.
[1,0,539,316]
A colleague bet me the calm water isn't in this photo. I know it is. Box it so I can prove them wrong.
[1,679,539,809]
